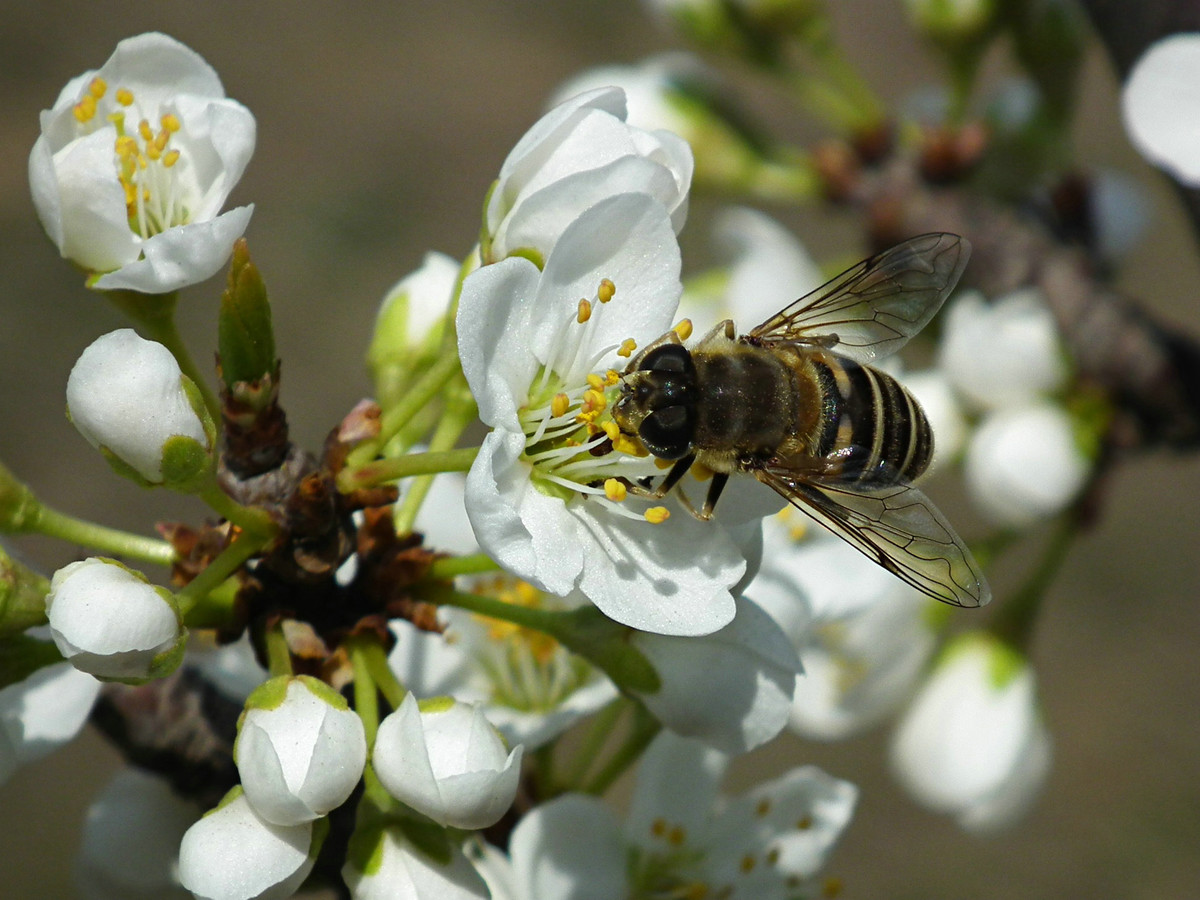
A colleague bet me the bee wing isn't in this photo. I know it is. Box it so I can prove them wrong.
[749,233,970,364]
[755,464,991,608]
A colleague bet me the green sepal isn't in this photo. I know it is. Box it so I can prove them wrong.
[0,635,65,690]
[416,695,455,715]
[160,434,214,493]
[0,546,50,637]
[218,240,277,388]
[552,606,662,695]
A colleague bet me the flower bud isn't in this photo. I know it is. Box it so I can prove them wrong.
[1122,33,1200,186]
[178,789,324,900]
[234,675,366,826]
[904,0,996,45]
[46,558,185,683]
[372,694,522,830]
[342,826,490,900]
[66,329,215,489]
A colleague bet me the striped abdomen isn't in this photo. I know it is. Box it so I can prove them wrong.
[810,350,932,485]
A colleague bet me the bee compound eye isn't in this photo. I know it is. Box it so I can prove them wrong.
[639,404,693,460]
[641,343,693,374]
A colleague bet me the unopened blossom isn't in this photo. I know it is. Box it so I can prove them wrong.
[0,659,100,784]
[372,694,522,830]
[76,767,200,900]
[460,192,760,636]
[342,827,489,900]
[28,32,255,293]
[1121,33,1200,185]
[506,731,857,899]
[178,790,323,900]
[45,558,185,683]
[482,86,692,264]
[891,632,1051,831]
[66,329,214,488]
[234,676,367,826]
[964,402,1090,528]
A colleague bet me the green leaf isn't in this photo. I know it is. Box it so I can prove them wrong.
[218,239,277,387]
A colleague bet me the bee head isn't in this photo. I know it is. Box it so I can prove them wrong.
[613,342,697,460]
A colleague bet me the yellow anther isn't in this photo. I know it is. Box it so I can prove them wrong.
[614,434,647,456]
[740,854,757,873]
[682,884,709,900]
[650,818,667,838]
[586,373,605,391]
[73,95,97,123]
[597,278,616,303]
[673,318,694,341]
[161,113,181,133]
[755,798,772,817]
[122,182,137,205]
[691,461,715,482]
[577,298,592,324]
[88,77,107,99]
[796,814,813,830]
[138,118,154,141]
[602,421,621,442]
[645,507,671,524]
[822,876,844,898]
[667,824,686,845]
[604,479,627,502]
[115,135,137,158]
[115,88,133,106]
[654,456,675,470]
[765,847,781,866]
[163,149,181,168]
[605,369,621,385]
[583,389,606,413]
[618,338,637,358]
[550,392,570,418]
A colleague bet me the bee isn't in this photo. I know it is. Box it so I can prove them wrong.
[613,232,990,608]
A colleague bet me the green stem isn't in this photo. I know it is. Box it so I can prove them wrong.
[105,289,221,424]
[18,504,174,566]
[426,553,500,580]
[362,637,407,713]
[426,585,563,634]
[339,447,480,494]
[175,527,272,618]
[349,636,381,747]
[581,702,661,796]
[197,481,278,537]
[560,697,625,793]
[391,390,476,535]
[989,511,1080,651]
[346,350,465,471]
[264,622,293,678]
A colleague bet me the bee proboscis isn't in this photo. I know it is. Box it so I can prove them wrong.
[613,232,991,608]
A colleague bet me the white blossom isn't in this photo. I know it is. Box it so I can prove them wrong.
[0,659,100,784]
[903,367,968,475]
[342,828,489,900]
[890,632,1052,831]
[28,32,255,293]
[178,790,321,900]
[45,558,185,683]
[372,694,522,830]
[964,402,1090,528]
[459,192,758,636]
[75,767,200,900]
[234,675,367,826]
[506,731,856,899]
[66,329,214,487]
[1121,33,1200,185]
[483,86,692,264]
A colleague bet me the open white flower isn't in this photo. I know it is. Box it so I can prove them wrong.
[372,694,522,830]
[459,192,753,636]
[66,329,214,488]
[1121,33,1200,185]
[342,827,489,900]
[0,659,100,784]
[28,32,255,293]
[46,558,186,683]
[890,632,1051,832]
[506,731,856,899]
[483,86,692,264]
[234,676,367,826]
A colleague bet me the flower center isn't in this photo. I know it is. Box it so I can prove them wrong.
[517,277,671,524]
[73,77,192,239]
[468,576,596,712]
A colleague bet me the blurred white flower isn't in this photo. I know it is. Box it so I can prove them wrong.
[66,329,214,488]
[903,367,968,475]
[507,731,856,899]
[964,402,1090,528]
[46,558,185,683]
[938,288,1068,411]
[1121,33,1200,185]
[178,790,322,900]
[482,86,692,264]
[235,675,367,826]
[890,632,1051,831]
[76,767,200,900]
[0,659,100,784]
[372,694,522,830]
[460,192,754,636]
[28,32,255,293]
[342,827,489,900]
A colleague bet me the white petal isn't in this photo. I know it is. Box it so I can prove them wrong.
[342,829,489,900]
[626,731,728,842]
[92,204,254,293]
[0,662,100,777]
[1122,33,1200,184]
[508,794,627,900]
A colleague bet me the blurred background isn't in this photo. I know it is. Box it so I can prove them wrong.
[1,2,1197,897]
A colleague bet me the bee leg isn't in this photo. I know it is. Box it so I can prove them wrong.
[626,454,695,499]
[698,472,729,521]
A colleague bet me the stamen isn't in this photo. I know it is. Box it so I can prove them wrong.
[115,88,134,106]
[551,393,570,418]
[673,318,694,341]
[618,338,637,358]
[577,298,592,324]
[88,77,108,99]
[604,479,627,502]
[597,278,616,303]
[645,507,671,524]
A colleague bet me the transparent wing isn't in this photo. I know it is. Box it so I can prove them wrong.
[755,464,991,608]
[749,233,970,364]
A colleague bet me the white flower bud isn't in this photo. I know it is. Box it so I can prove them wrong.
[372,694,522,830]
[964,403,1090,528]
[234,675,367,826]
[46,558,185,683]
[890,633,1051,831]
[342,827,489,900]
[66,329,213,488]
[1122,33,1200,186]
[938,289,1068,410]
[178,790,322,900]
